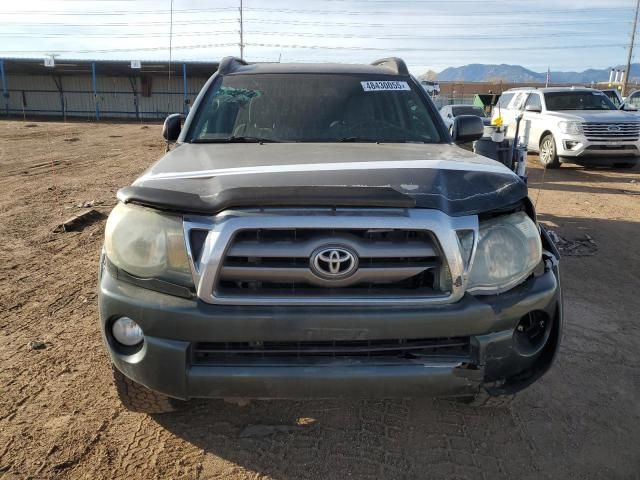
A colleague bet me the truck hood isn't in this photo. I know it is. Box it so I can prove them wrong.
[548,110,640,122]
[126,143,527,216]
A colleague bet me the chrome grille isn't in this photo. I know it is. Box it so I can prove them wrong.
[582,122,640,141]
[184,208,477,306]
[217,228,448,298]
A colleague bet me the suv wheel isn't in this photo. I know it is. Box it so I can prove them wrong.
[539,134,560,168]
[112,365,183,414]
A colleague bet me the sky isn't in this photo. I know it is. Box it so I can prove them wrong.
[0,0,636,76]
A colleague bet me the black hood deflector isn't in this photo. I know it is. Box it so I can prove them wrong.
[124,143,528,217]
[118,185,417,214]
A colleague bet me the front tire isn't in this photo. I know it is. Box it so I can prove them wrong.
[112,365,183,414]
[539,134,560,168]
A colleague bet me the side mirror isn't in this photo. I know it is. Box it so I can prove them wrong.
[452,115,484,144]
[524,104,542,113]
[621,103,638,111]
[162,113,184,142]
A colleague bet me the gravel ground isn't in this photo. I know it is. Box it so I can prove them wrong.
[0,120,639,480]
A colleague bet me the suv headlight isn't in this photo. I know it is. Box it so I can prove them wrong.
[558,121,583,135]
[467,212,541,294]
[104,203,193,287]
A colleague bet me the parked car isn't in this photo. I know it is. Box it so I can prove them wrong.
[494,87,640,168]
[440,104,491,133]
[99,57,562,413]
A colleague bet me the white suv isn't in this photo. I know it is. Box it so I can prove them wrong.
[493,87,640,168]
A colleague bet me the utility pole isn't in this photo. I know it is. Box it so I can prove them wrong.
[623,0,640,96]
[239,0,244,60]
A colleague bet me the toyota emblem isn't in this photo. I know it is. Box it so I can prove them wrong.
[310,246,358,280]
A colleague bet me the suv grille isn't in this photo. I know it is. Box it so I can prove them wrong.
[582,122,640,141]
[192,337,471,366]
[215,228,450,299]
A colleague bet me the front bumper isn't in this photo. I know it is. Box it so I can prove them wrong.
[556,133,640,164]
[98,253,562,400]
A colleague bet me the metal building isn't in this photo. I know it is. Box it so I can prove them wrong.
[0,58,219,120]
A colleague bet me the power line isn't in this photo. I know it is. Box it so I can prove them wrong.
[243,6,632,15]
[0,6,631,15]
[243,18,633,28]
[0,43,237,54]
[0,20,239,27]
[244,42,628,52]
[0,7,238,15]
[0,30,624,40]
[1,16,630,28]
[0,42,626,55]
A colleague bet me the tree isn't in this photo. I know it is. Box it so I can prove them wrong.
[419,70,438,81]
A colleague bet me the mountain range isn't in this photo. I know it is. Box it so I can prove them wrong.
[433,63,640,83]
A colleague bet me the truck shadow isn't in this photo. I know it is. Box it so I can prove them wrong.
[151,397,516,479]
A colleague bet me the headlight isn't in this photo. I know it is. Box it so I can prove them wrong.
[467,212,542,294]
[104,203,193,287]
[558,121,583,135]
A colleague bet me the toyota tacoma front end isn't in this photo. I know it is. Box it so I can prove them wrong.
[98,57,562,413]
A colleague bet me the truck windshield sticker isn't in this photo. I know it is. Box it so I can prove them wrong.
[361,81,410,92]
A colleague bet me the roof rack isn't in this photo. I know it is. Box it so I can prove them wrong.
[218,56,249,75]
[370,57,409,75]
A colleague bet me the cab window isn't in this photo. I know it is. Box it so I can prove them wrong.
[496,92,514,109]
[524,94,542,111]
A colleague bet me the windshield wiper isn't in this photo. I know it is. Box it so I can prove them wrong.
[191,136,281,144]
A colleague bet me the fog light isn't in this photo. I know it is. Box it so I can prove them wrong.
[112,317,144,346]
[564,140,580,150]
[513,311,551,356]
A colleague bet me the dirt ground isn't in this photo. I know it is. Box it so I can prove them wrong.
[0,120,639,480]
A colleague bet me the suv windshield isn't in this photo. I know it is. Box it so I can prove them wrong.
[452,106,486,117]
[544,91,617,111]
[187,74,442,143]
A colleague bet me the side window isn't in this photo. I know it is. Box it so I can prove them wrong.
[512,92,528,110]
[524,93,542,111]
[496,92,514,109]
[629,92,640,108]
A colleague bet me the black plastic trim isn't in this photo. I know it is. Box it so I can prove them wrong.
[118,185,416,214]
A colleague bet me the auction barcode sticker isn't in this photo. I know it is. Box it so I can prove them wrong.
[361,81,411,92]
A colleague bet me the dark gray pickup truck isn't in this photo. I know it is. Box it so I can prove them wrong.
[99,57,562,413]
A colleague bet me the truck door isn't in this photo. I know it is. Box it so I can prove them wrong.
[522,93,543,151]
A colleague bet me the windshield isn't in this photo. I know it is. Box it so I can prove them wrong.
[544,91,617,111]
[452,106,486,117]
[187,74,442,143]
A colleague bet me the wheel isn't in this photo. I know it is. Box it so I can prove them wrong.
[112,365,183,414]
[539,134,560,168]
[453,389,516,408]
